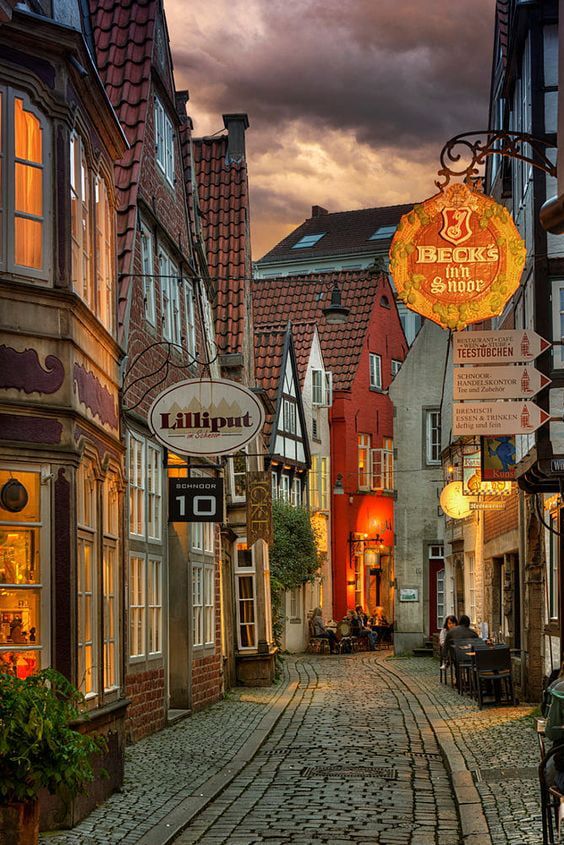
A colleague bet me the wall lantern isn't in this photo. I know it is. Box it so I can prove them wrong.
[333,473,345,495]
[322,283,350,325]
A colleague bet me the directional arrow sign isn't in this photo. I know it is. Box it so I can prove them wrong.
[453,401,551,436]
[453,330,551,364]
[453,365,551,400]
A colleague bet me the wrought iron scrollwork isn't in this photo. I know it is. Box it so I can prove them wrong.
[436,130,556,190]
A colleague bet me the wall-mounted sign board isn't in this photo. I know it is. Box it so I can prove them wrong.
[453,401,551,436]
[453,364,550,401]
[399,588,419,602]
[168,477,224,523]
[453,330,551,365]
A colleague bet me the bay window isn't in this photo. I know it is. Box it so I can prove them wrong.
[95,176,114,333]
[0,89,50,278]
[103,472,119,692]
[77,460,98,698]
[234,541,256,650]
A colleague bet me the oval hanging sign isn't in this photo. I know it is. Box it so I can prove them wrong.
[148,378,265,456]
[389,183,526,331]
[439,481,474,520]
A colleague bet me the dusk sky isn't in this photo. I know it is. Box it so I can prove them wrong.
[167,0,497,259]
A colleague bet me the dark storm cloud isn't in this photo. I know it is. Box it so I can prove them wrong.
[171,0,496,152]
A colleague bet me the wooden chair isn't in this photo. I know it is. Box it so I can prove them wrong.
[474,646,514,709]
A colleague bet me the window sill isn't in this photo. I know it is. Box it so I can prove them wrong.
[369,386,384,393]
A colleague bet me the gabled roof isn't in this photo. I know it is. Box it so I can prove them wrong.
[252,271,405,391]
[257,204,413,265]
[88,0,158,331]
[192,134,251,356]
[254,320,316,390]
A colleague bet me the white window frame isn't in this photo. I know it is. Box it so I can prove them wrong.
[309,456,320,510]
[148,556,163,656]
[141,223,156,326]
[128,432,146,539]
[102,472,119,692]
[371,438,394,492]
[159,249,180,343]
[192,562,203,647]
[204,564,214,646]
[425,409,441,465]
[369,353,382,389]
[77,460,98,699]
[279,474,291,503]
[358,433,371,491]
[312,369,332,407]
[154,96,175,185]
[94,175,114,334]
[320,457,329,510]
[291,477,301,508]
[271,472,278,501]
[283,399,297,434]
[230,449,247,503]
[391,359,402,378]
[146,443,162,542]
[129,554,146,660]
[70,132,92,305]
[184,279,196,358]
[234,540,257,651]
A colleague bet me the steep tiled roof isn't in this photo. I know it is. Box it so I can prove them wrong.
[257,204,413,264]
[192,135,251,355]
[254,325,287,442]
[255,320,315,390]
[253,271,404,391]
[496,0,509,70]
[88,0,158,331]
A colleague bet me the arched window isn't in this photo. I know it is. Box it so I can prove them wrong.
[0,87,50,279]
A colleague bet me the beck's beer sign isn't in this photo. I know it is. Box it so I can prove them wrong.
[389,183,526,330]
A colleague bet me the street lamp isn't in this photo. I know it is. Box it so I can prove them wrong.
[322,283,350,325]
[333,473,345,495]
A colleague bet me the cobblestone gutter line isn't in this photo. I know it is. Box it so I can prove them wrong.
[41,663,299,845]
[375,655,540,845]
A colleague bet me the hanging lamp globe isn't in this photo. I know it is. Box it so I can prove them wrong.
[322,283,350,325]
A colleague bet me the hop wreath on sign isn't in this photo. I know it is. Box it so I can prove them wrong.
[389,183,526,331]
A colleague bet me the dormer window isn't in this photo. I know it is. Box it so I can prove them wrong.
[154,96,174,186]
[291,232,326,249]
[369,225,396,240]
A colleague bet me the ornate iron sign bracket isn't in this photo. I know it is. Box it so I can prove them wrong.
[436,130,556,190]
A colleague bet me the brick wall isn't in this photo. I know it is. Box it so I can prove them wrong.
[125,667,166,743]
[483,490,519,543]
[191,654,223,710]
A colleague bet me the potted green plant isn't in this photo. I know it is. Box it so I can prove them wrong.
[0,668,105,845]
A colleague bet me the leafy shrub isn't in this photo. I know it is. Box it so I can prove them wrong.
[0,669,105,803]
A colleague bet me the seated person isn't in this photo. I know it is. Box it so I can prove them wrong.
[348,609,378,651]
[443,614,479,650]
[310,608,338,654]
[372,606,389,627]
[355,604,369,626]
[439,615,458,670]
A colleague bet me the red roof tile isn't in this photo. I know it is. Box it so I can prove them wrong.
[88,0,158,332]
[252,271,405,391]
[192,135,251,356]
[257,204,413,265]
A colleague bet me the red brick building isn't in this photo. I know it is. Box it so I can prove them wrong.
[253,271,407,621]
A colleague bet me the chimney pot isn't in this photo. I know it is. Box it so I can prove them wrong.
[222,113,250,163]
[312,205,329,218]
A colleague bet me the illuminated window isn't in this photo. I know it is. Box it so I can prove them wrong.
[358,434,371,490]
[148,557,162,655]
[291,232,326,249]
[13,94,47,274]
[154,96,175,185]
[147,444,162,542]
[129,554,145,658]
[192,560,214,648]
[103,472,119,691]
[0,468,45,680]
[95,176,113,333]
[128,433,163,542]
[77,460,98,698]
[309,456,319,510]
[235,541,256,650]
[141,223,156,325]
[128,433,145,538]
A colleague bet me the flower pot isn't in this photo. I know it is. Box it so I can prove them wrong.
[0,799,39,845]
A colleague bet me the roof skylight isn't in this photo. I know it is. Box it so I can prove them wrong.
[369,225,396,240]
[291,233,326,249]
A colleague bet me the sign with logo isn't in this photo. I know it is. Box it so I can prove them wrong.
[453,364,550,400]
[462,447,512,496]
[168,477,224,523]
[246,471,272,546]
[149,378,265,456]
[453,330,551,364]
[399,588,419,603]
[389,183,526,330]
[453,401,551,436]
[481,436,516,481]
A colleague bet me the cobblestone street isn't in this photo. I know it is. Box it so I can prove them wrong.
[41,654,541,845]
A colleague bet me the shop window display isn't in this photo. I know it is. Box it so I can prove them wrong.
[0,469,43,678]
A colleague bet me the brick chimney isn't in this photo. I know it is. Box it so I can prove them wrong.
[312,205,329,218]
[223,113,250,164]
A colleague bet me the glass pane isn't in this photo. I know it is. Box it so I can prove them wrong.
[0,528,39,584]
[0,650,40,678]
[0,589,41,644]
[0,470,40,522]
[238,575,254,602]
[15,98,42,163]
[15,163,42,215]
[240,622,255,648]
[15,216,42,268]
[559,288,564,311]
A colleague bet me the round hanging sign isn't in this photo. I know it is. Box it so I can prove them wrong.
[439,481,474,520]
[148,378,265,457]
[389,183,526,331]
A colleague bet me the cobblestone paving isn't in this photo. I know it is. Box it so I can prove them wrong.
[385,656,542,845]
[40,674,290,845]
[174,657,460,845]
